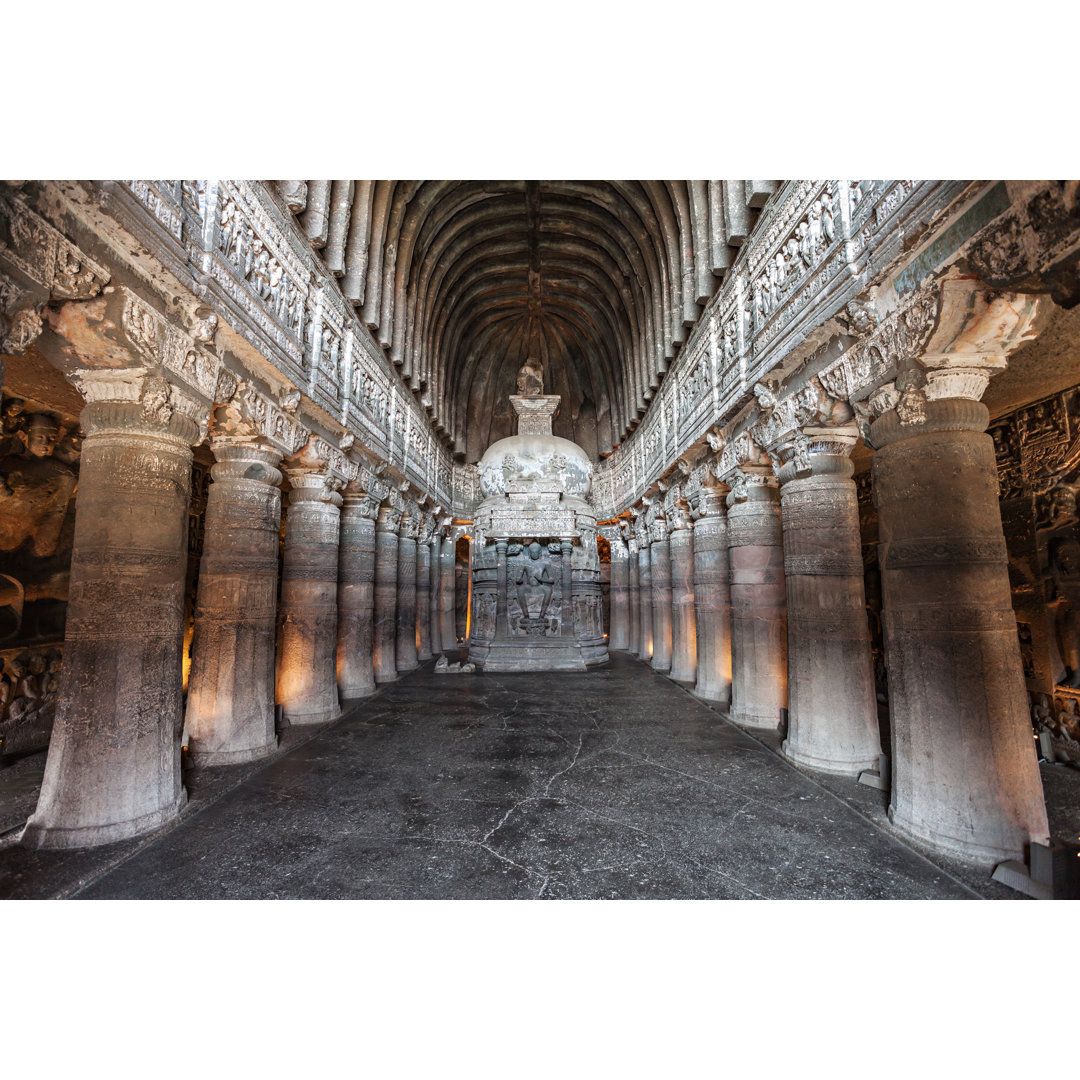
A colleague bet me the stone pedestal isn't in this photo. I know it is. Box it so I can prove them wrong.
[439,533,456,652]
[416,531,432,661]
[25,395,200,849]
[276,471,342,725]
[668,519,697,684]
[185,441,284,765]
[637,539,653,660]
[691,491,731,705]
[396,512,419,672]
[872,400,1050,864]
[779,438,881,775]
[650,527,673,673]
[607,533,631,651]
[337,490,378,699]
[628,539,641,657]
[373,505,400,682]
[727,474,787,729]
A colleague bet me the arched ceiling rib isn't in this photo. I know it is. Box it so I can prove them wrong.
[281,179,780,461]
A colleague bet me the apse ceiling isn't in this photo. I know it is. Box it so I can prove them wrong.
[281,181,780,461]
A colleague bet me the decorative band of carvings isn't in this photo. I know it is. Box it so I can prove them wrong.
[784,553,864,577]
[883,536,1008,569]
[884,605,1016,633]
[726,518,782,548]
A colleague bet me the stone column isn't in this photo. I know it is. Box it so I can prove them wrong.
[185,439,284,765]
[428,535,441,655]
[726,469,787,729]
[690,486,732,705]
[868,283,1049,864]
[396,507,419,672]
[778,433,881,775]
[607,530,630,651]
[627,534,641,657]
[337,488,379,699]
[439,532,457,652]
[24,374,203,849]
[650,514,673,673]
[637,524,653,660]
[668,506,697,684]
[416,520,433,661]
[373,504,401,682]
[276,469,343,725]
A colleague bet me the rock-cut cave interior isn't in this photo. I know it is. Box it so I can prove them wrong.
[1,178,1079,900]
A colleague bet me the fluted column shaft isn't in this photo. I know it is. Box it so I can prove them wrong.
[396,515,418,672]
[727,478,787,729]
[373,506,400,682]
[276,471,342,725]
[668,524,697,683]
[608,537,630,651]
[25,400,200,849]
[692,496,732,704]
[651,530,673,673]
[637,540,653,660]
[185,441,283,764]
[416,535,432,661]
[337,492,378,699]
[439,534,456,652]
[779,443,881,775]
[628,541,641,657]
[872,400,1049,864]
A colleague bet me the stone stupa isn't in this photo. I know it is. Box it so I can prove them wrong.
[468,362,607,671]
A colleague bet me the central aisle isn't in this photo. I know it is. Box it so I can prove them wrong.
[77,655,976,899]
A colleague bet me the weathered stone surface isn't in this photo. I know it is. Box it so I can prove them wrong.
[24,394,200,849]
[416,527,432,662]
[336,490,378,699]
[438,533,456,652]
[726,476,787,730]
[778,442,881,776]
[872,400,1050,865]
[606,531,630,651]
[668,520,697,684]
[185,441,283,764]
[650,530,673,674]
[396,509,419,673]
[627,537,640,657]
[691,489,731,705]
[373,505,400,682]
[276,470,342,725]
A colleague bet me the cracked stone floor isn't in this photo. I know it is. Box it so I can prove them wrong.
[3,651,1077,899]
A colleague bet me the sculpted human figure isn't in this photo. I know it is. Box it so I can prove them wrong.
[514,541,555,618]
[0,413,78,557]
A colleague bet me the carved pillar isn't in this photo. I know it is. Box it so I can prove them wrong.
[637,522,653,660]
[428,534,441,656]
[778,433,881,775]
[496,539,510,635]
[337,488,379,699]
[277,468,343,725]
[439,532,457,652]
[869,281,1049,865]
[396,507,419,672]
[650,513,673,673]
[668,507,697,684]
[607,530,630,651]
[416,520,433,662]
[726,469,787,729]
[560,539,574,637]
[373,504,401,682]
[24,373,204,849]
[185,440,284,765]
[690,487,732,705]
[627,534,641,657]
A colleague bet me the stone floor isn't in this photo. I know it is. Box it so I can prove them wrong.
[2,652,1077,900]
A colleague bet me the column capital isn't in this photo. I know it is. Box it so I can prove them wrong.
[341,484,382,520]
[376,502,403,534]
[207,439,283,487]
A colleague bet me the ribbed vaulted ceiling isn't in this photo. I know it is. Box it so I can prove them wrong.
[278,180,780,461]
